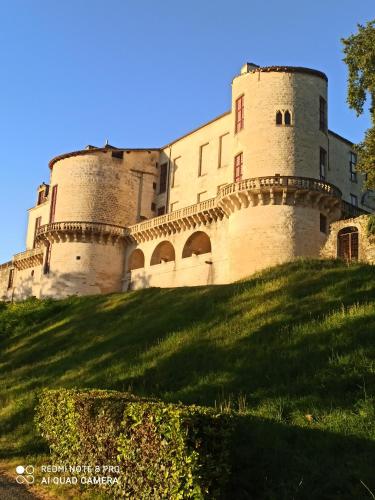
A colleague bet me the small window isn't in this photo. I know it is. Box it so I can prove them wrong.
[159,163,168,194]
[276,111,283,125]
[350,194,358,207]
[157,206,166,216]
[320,214,327,233]
[31,270,35,277]
[76,256,81,260]
[218,133,230,168]
[235,95,244,133]
[320,148,327,180]
[319,96,327,131]
[350,152,357,182]
[234,153,243,182]
[152,182,157,190]
[37,190,46,205]
[197,191,207,203]
[198,143,209,177]
[151,202,156,211]
[284,110,291,126]
[112,150,123,160]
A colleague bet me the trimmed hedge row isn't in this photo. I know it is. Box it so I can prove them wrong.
[35,389,233,499]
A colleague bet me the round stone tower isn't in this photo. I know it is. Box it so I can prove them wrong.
[224,65,341,280]
[36,147,158,297]
[232,65,329,179]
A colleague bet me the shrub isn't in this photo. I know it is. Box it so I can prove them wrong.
[0,297,65,337]
[35,389,233,499]
[367,215,375,237]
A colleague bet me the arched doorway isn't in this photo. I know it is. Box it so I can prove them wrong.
[337,227,359,261]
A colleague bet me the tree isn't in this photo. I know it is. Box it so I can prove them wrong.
[342,19,375,189]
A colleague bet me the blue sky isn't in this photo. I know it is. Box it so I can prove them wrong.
[0,0,373,262]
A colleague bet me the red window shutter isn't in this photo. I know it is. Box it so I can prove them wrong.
[234,153,243,182]
[49,185,58,223]
[235,96,244,133]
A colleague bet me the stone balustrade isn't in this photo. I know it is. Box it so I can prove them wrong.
[129,198,224,242]
[36,221,129,245]
[13,247,44,270]
[0,261,12,271]
[216,175,342,215]
[30,176,344,245]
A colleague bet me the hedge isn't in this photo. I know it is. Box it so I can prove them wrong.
[35,389,233,499]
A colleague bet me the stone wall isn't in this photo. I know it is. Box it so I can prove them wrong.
[50,149,159,227]
[0,263,13,300]
[162,112,233,210]
[321,215,375,263]
[328,133,367,207]
[40,240,126,298]
[125,220,230,290]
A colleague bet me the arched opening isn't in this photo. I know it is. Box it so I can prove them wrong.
[182,231,212,258]
[284,110,291,125]
[128,249,145,270]
[337,226,359,261]
[150,241,175,265]
[276,110,283,125]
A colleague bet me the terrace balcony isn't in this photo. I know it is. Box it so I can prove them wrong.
[13,247,44,270]
[36,221,128,245]
[30,176,360,246]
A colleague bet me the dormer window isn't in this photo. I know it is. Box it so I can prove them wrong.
[37,184,49,205]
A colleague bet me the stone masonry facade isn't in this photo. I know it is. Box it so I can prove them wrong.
[1,63,374,300]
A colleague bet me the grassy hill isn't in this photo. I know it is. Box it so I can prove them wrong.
[0,259,374,499]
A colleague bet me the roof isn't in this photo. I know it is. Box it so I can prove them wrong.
[49,145,160,169]
[246,65,328,82]
[162,110,231,148]
[328,129,353,146]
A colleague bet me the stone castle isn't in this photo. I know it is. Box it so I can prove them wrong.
[1,63,374,300]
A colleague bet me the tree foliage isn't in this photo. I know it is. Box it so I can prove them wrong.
[342,20,375,188]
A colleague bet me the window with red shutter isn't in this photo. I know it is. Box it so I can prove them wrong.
[49,185,58,222]
[235,95,244,133]
[234,153,243,182]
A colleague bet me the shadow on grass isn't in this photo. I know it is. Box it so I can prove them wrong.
[0,260,374,474]
[228,414,375,500]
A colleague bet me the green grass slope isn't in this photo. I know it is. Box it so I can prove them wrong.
[1,259,374,499]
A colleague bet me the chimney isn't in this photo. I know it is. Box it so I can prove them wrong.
[240,62,260,74]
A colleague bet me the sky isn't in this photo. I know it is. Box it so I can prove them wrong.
[0,0,373,262]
